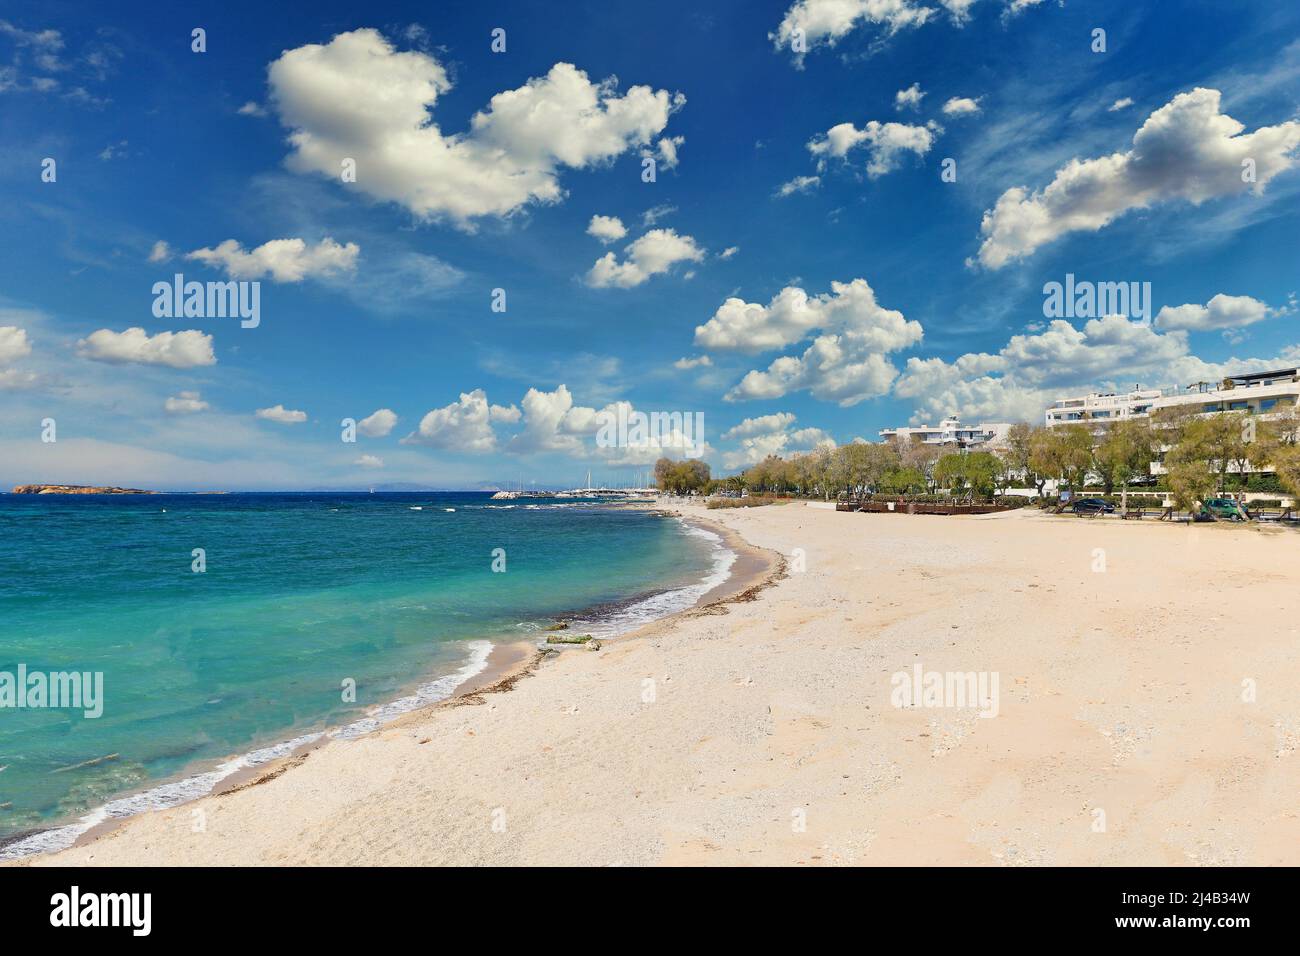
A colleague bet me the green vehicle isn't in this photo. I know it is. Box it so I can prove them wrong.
[1202,497,1249,521]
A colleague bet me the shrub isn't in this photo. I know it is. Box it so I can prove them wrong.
[706,495,789,509]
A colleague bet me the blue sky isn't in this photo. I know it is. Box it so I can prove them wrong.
[2,0,1298,490]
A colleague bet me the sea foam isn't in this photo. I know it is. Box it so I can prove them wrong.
[0,639,494,861]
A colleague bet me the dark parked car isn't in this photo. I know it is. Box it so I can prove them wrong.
[1070,497,1116,515]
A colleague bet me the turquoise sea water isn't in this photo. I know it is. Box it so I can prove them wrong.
[0,492,725,856]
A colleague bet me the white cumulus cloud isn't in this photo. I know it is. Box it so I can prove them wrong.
[0,326,32,365]
[649,134,685,170]
[770,1,1046,64]
[586,228,704,288]
[887,313,1280,424]
[697,279,923,407]
[586,215,627,244]
[401,389,517,452]
[696,278,922,355]
[186,237,359,282]
[721,412,796,440]
[975,88,1300,269]
[720,412,834,469]
[938,0,980,23]
[895,82,925,110]
[357,407,398,437]
[775,174,820,197]
[0,326,35,390]
[1154,293,1281,331]
[942,95,982,116]
[809,119,939,177]
[256,404,308,424]
[267,29,683,227]
[507,384,590,454]
[164,390,209,414]
[77,328,216,368]
[771,0,935,63]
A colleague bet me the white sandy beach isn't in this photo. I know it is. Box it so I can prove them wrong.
[21,502,1300,866]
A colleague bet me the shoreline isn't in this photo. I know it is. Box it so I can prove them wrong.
[23,498,1294,866]
[3,502,777,864]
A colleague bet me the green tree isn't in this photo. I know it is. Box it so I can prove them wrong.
[1150,403,1200,439]
[816,445,843,500]
[962,451,1001,499]
[1163,421,1225,514]
[653,457,673,489]
[1002,422,1034,487]
[1057,424,1095,490]
[899,439,942,493]
[1094,419,1157,510]
[933,452,1000,500]
[1166,458,1217,514]
[792,454,817,497]
[655,457,710,494]
[743,456,777,494]
[840,441,899,496]
[1181,414,1244,493]
[879,467,926,495]
[1028,424,1093,494]
[1027,426,1061,496]
[1272,444,1300,505]
[933,453,967,497]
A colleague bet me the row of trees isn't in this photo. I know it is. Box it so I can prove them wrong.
[653,457,711,494]
[720,441,997,501]
[691,404,1300,511]
[1015,407,1300,509]
[732,441,937,500]
[1154,405,1299,510]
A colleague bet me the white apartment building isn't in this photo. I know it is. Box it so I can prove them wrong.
[1046,368,1300,429]
[879,417,1013,449]
[1044,387,1162,426]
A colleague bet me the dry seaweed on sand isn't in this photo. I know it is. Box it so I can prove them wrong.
[446,649,555,708]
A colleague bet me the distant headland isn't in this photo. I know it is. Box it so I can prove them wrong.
[10,484,159,495]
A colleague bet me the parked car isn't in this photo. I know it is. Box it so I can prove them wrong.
[1202,497,1248,521]
[1070,497,1116,515]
